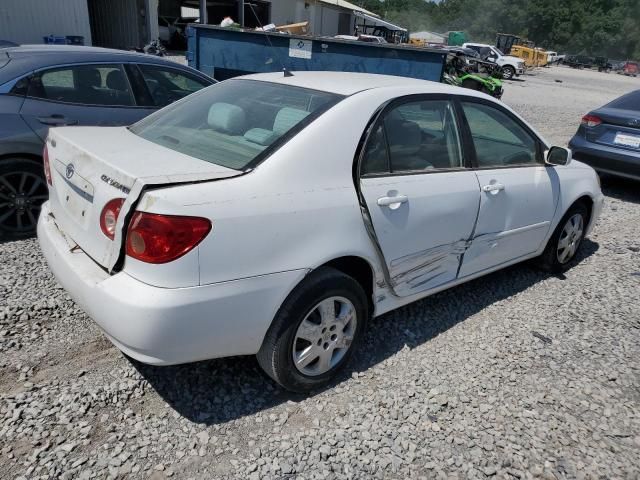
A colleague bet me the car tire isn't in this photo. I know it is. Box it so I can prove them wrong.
[536,203,589,273]
[502,65,516,80]
[0,157,48,240]
[257,266,368,393]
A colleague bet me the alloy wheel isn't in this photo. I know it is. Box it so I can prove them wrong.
[0,171,48,235]
[292,296,357,376]
[502,66,514,79]
[557,213,584,264]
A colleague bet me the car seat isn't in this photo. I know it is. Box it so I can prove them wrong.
[106,70,132,105]
[208,102,246,135]
[384,112,427,171]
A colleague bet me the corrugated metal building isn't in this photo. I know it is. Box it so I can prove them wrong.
[0,0,159,48]
[0,0,93,45]
[0,0,380,49]
[88,0,158,49]
[270,0,378,37]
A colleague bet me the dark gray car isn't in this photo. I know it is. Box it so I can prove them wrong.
[0,45,214,239]
[569,89,640,182]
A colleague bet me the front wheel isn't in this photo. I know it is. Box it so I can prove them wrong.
[257,267,368,393]
[536,203,588,273]
[501,65,516,80]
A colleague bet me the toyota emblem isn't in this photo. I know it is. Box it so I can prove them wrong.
[65,163,75,179]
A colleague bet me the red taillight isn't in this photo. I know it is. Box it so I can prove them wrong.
[100,198,126,240]
[43,144,52,186]
[125,212,211,264]
[581,114,602,128]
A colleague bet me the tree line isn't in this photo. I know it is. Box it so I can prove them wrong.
[356,0,640,60]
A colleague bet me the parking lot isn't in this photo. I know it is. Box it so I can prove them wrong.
[1,65,639,479]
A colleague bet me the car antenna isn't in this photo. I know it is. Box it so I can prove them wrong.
[246,2,294,77]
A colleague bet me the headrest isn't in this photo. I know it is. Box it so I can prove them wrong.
[106,70,126,91]
[208,103,246,135]
[385,117,422,156]
[76,68,101,88]
[273,107,309,133]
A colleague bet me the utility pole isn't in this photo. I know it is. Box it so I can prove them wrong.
[199,0,208,25]
[238,0,245,27]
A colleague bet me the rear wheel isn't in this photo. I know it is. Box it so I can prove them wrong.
[536,203,588,273]
[0,158,48,239]
[501,65,516,80]
[257,267,368,393]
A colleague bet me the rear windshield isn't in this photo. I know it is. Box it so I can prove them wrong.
[130,79,342,170]
[606,89,640,111]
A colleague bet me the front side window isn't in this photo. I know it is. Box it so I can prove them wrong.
[461,101,539,168]
[361,99,463,175]
[27,64,134,106]
[480,47,493,59]
[138,65,210,107]
[130,79,341,170]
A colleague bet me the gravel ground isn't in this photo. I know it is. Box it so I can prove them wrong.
[1,66,640,480]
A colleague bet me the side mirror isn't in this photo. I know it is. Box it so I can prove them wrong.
[546,146,572,166]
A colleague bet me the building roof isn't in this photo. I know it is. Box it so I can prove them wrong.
[239,71,459,96]
[353,11,404,30]
[410,31,446,41]
[318,0,379,18]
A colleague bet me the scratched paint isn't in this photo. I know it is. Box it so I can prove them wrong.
[389,239,471,295]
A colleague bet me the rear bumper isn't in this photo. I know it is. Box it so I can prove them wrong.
[569,135,640,181]
[37,202,307,365]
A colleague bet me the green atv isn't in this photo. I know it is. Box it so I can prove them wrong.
[442,48,504,99]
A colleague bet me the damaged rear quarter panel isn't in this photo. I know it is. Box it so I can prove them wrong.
[131,93,392,294]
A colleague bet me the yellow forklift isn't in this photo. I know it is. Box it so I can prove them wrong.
[497,33,547,68]
[510,45,548,67]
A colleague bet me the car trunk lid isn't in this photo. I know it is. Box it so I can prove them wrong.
[586,107,640,152]
[46,126,241,271]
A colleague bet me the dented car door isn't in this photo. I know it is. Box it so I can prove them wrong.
[456,100,559,277]
[358,96,481,297]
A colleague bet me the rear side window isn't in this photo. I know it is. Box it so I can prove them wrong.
[27,64,134,106]
[138,65,210,107]
[361,99,463,175]
[130,79,342,170]
[606,90,640,111]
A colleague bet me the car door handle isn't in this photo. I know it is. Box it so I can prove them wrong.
[377,195,408,207]
[37,115,79,126]
[482,183,505,193]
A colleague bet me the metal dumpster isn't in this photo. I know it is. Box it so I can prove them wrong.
[187,25,446,83]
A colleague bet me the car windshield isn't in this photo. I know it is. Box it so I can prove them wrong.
[130,79,342,170]
[606,90,640,111]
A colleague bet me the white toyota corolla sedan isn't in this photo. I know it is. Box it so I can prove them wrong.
[38,72,604,392]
